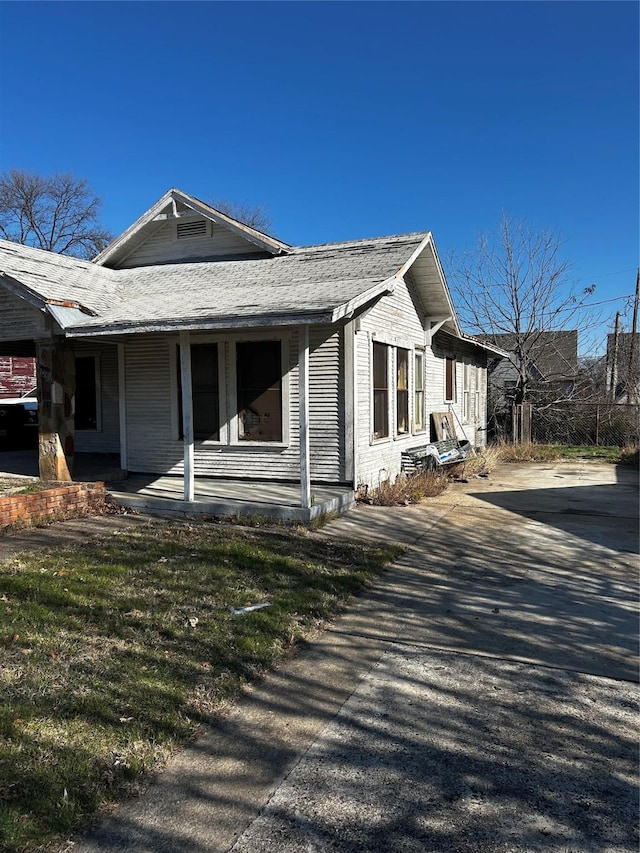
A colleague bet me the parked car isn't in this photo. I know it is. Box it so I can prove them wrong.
[0,388,38,448]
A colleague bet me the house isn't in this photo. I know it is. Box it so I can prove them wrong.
[0,189,503,520]
[0,354,37,398]
[479,330,579,408]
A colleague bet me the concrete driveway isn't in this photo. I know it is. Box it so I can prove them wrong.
[75,462,639,853]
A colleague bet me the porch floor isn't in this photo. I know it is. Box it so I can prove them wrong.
[0,451,355,523]
[107,476,355,523]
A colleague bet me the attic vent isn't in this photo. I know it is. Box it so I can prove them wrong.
[176,219,208,239]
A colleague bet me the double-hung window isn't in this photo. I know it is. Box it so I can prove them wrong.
[414,351,425,432]
[462,362,471,422]
[396,348,409,435]
[445,356,456,403]
[372,342,389,440]
[236,340,282,442]
[177,343,220,441]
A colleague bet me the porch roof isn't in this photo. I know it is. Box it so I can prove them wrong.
[0,233,427,336]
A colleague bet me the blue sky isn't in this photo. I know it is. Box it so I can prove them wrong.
[0,0,637,353]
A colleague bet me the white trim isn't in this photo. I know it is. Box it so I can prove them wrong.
[344,320,356,483]
[179,331,195,502]
[228,334,290,446]
[117,344,127,470]
[299,324,311,509]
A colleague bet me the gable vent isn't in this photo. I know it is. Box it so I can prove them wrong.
[176,219,208,239]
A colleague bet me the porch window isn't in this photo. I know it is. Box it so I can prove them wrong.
[177,343,220,441]
[372,342,389,439]
[414,350,425,432]
[445,356,456,402]
[396,348,409,435]
[236,340,282,442]
[475,366,482,420]
[75,356,98,430]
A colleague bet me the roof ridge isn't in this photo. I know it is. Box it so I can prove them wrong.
[293,232,429,252]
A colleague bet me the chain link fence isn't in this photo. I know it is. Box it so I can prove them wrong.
[505,402,640,447]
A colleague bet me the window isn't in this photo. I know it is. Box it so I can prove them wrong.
[462,362,470,422]
[75,356,98,430]
[475,366,482,419]
[396,348,409,435]
[236,341,282,442]
[177,343,220,441]
[372,342,389,439]
[414,351,425,432]
[445,356,456,402]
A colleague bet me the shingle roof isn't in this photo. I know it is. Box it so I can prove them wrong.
[0,233,426,335]
[479,331,578,379]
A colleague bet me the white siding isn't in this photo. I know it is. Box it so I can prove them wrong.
[116,217,266,269]
[73,341,120,453]
[354,279,427,489]
[309,325,344,482]
[121,327,346,482]
[0,291,46,340]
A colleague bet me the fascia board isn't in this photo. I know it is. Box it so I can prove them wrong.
[62,310,337,338]
[174,192,292,255]
[400,233,462,337]
[0,272,49,312]
[94,188,292,267]
[93,191,176,266]
[330,277,396,323]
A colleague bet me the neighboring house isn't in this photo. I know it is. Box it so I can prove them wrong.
[0,355,37,398]
[479,331,579,408]
[605,332,640,403]
[0,188,502,518]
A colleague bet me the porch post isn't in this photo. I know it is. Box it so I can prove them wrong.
[117,343,128,471]
[179,331,195,502]
[299,324,311,509]
[36,340,75,481]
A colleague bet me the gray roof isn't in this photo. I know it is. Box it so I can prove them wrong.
[0,233,427,336]
[478,331,578,379]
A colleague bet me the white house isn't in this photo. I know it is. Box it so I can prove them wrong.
[0,189,503,520]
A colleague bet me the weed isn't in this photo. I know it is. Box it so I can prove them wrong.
[0,521,397,852]
[360,469,449,506]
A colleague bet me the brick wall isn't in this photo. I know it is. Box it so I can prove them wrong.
[0,482,106,529]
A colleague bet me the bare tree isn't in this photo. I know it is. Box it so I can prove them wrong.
[0,169,112,259]
[209,197,272,233]
[449,214,597,406]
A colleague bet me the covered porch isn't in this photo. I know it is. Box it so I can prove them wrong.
[0,450,354,523]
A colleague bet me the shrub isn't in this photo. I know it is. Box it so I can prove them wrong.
[358,469,449,506]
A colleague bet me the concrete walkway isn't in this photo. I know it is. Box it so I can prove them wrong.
[6,462,637,853]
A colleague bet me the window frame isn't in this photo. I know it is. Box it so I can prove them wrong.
[172,333,290,447]
[396,347,410,436]
[445,356,457,403]
[413,349,425,433]
[175,340,225,443]
[462,362,471,423]
[372,341,390,441]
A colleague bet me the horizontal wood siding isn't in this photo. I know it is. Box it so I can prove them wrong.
[73,341,120,453]
[309,325,344,482]
[355,279,427,489]
[0,291,46,340]
[429,332,488,447]
[123,332,304,480]
[117,218,266,268]
[124,335,179,471]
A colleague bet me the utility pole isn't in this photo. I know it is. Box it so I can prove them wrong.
[627,269,639,404]
[610,311,620,403]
